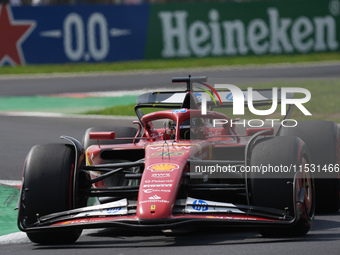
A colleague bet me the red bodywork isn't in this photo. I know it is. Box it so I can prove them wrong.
[83,109,270,224]
[16,77,317,240]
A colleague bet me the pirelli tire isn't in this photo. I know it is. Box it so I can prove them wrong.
[19,144,82,244]
[249,136,315,237]
[280,120,340,213]
[83,126,138,150]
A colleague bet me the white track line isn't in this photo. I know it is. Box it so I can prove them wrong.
[0,232,29,245]
[46,88,166,98]
[0,180,21,186]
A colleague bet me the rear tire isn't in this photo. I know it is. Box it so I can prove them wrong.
[250,136,315,237]
[280,120,340,213]
[19,144,82,244]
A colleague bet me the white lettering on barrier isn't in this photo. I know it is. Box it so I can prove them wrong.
[159,8,339,58]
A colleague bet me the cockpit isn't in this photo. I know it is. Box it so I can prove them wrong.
[141,108,231,141]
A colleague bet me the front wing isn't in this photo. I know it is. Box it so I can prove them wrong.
[18,197,303,233]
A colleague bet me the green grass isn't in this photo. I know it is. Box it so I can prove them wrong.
[86,105,165,116]
[85,79,340,122]
[1,52,340,75]
[0,185,20,236]
[86,104,137,116]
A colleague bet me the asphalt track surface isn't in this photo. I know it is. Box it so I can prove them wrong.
[0,63,340,254]
[1,61,340,96]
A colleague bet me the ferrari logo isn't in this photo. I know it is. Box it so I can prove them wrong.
[151,205,156,210]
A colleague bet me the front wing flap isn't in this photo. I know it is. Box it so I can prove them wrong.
[19,197,301,233]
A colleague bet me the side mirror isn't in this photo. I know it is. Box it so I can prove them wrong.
[89,132,115,140]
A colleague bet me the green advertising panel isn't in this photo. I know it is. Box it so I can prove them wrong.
[146,0,340,59]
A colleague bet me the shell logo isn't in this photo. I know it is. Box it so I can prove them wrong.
[148,163,179,172]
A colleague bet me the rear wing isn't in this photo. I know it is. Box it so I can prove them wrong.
[136,76,294,107]
[135,75,299,137]
[136,89,292,106]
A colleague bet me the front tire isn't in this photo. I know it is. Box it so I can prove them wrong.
[18,144,82,244]
[250,136,315,237]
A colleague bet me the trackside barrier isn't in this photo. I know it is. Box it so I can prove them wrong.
[0,4,149,66]
[0,0,339,66]
[146,0,340,59]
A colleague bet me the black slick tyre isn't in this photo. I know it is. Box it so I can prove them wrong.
[19,144,81,244]
[250,136,315,237]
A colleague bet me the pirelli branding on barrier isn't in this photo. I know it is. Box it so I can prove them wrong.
[146,0,340,59]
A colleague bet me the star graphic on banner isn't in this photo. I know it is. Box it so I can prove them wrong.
[0,5,36,66]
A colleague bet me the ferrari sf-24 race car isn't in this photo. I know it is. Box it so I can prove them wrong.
[17,76,340,244]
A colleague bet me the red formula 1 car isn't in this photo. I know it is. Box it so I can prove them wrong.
[17,76,340,244]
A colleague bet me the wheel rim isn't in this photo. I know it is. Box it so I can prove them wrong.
[297,157,314,218]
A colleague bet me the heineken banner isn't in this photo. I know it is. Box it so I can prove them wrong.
[0,0,339,66]
[146,0,340,59]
